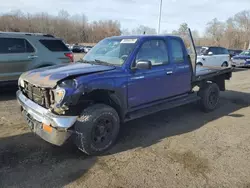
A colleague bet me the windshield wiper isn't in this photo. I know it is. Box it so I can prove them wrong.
[78,59,93,64]
[94,59,115,66]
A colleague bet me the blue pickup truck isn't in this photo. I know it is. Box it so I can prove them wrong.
[17,30,233,155]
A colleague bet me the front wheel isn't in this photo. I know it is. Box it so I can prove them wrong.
[74,104,120,155]
[198,83,220,112]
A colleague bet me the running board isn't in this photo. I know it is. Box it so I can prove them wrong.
[124,93,200,122]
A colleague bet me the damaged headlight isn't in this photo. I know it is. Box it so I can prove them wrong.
[53,79,78,104]
[54,87,66,103]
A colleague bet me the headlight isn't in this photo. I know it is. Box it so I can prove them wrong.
[246,59,250,61]
[18,77,25,88]
[54,88,66,103]
[54,79,77,104]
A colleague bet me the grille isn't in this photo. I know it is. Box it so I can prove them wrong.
[22,81,54,109]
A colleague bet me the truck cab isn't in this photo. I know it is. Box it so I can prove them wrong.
[17,32,232,155]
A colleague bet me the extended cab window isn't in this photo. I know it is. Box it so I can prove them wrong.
[169,39,184,63]
[136,40,169,66]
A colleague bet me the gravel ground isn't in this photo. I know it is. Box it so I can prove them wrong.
[0,68,250,188]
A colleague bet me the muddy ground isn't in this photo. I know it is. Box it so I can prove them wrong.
[0,67,250,188]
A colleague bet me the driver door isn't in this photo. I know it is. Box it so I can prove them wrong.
[127,38,172,108]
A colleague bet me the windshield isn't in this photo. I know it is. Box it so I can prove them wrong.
[239,50,250,56]
[83,38,138,66]
[198,47,209,55]
[195,46,208,55]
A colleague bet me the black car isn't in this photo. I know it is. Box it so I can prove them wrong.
[72,45,85,53]
[228,49,243,58]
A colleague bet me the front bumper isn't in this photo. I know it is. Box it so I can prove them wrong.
[17,90,78,146]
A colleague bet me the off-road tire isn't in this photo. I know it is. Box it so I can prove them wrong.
[198,83,220,112]
[74,104,120,155]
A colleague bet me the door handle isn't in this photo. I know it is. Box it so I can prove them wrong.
[28,55,38,59]
[166,71,173,75]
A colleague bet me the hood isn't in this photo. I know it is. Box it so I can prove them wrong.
[20,62,116,88]
[232,55,250,59]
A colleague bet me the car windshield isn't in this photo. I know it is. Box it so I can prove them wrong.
[197,47,208,55]
[83,38,138,66]
[195,46,202,55]
[239,50,250,56]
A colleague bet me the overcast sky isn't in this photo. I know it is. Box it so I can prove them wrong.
[2,0,250,34]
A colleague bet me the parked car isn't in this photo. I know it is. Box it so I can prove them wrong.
[17,30,233,155]
[196,46,230,67]
[72,45,85,53]
[65,43,73,51]
[228,49,243,58]
[231,50,250,67]
[68,45,73,51]
[0,32,74,86]
[83,46,93,53]
[195,46,202,54]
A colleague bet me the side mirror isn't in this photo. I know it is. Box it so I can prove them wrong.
[208,52,213,55]
[136,60,152,70]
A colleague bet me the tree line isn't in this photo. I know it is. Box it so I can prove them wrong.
[0,10,121,43]
[123,10,250,50]
[171,10,250,50]
[1,9,250,49]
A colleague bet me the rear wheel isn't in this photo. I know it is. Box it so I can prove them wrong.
[74,104,120,155]
[198,83,220,112]
[222,62,228,67]
[197,62,203,66]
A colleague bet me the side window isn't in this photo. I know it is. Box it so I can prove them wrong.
[221,48,229,54]
[0,38,26,53]
[136,40,169,66]
[209,47,218,55]
[218,48,223,54]
[25,40,35,53]
[0,38,34,54]
[39,39,69,52]
[169,39,184,63]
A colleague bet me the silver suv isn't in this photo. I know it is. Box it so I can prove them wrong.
[0,32,74,85]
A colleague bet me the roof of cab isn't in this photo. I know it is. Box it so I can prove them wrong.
[106,34,181,40]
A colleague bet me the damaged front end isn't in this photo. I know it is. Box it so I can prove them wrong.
[18,75,87,116]
[17,76,88,146]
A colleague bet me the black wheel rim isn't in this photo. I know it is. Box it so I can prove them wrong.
[209,90,219,106]
[91,115,114,149]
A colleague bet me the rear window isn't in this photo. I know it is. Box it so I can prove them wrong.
[39,39,69,52]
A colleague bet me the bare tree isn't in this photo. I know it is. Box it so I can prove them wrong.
[206,18,225,46]
[0,10,121,43]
